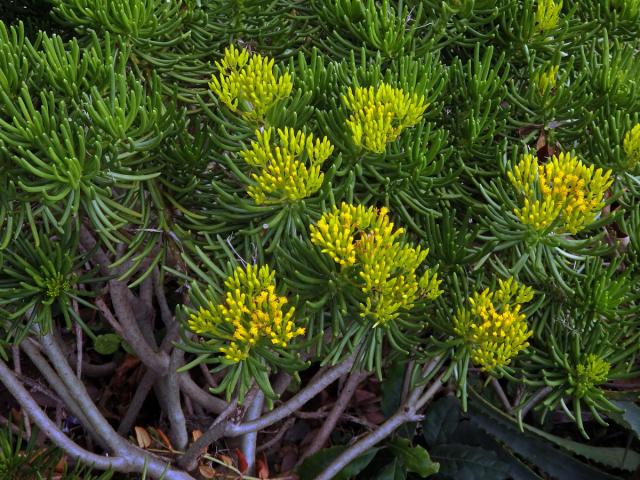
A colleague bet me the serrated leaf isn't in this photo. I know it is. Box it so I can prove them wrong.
[93,333,121,355]
[469,401,623,479]
[430,444,511,480]
[297,445,380,480]
[388,438,439,478]
[611,400,640,440]
[422,395,461,447]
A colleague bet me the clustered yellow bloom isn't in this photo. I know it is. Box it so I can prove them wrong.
[241,127,334,204]
[310,203,443,326]
[342,83,428,153]
[623,123,640,170]
[533,65,559,97]
[454,278,534,372]
[209,45,293,121]
[573,354,610,398]
[508,152,613,234]
[535,0,562,31]
[187,265,305,363]
[44,272,72,300]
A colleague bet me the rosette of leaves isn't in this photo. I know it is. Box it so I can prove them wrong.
[178,260,307,401]
[0,229,99,347]
[519,258,640,437]
[317,50,453,232]
[478,148,617,292]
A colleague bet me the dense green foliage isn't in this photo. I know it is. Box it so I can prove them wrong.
[0,0,639,479]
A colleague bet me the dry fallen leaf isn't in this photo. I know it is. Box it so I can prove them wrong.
[134,426,152,449]
[217,454,234,466]
[199,465,216,479]
[156,428,174,452]
[257,454,269,480]
[236,448,249,473]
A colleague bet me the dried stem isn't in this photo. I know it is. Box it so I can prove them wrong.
[315,372,445,480]
[301,370,368,461]
[0,358,194,480]
[224,355,355,438]
[241,390,265,475]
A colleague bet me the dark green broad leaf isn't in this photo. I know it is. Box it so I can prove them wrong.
[430,444,511,480]
[381,361,407,419]
[373,459,407,480]
[388,438,440,478]
[468,402,623,480]
[611,400,640,440]
[297,445,380,480]
[422,395,461,447]
[93,334,121,355]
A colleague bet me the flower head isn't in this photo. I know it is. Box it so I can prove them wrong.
[454,278,534,372]
[535,0,562,32]
[187,265,305,363]
[342,83,428,153]
[533,65,559,97]
[623,123,640,170]
[572,354,610,398]
[508,152,613,234]
[310,203,442,326]
[209,45,292,121]
[242,127,333,204]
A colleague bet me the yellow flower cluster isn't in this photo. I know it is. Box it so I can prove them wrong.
[310,203,442,326]
[454,278,534,372]
[573,354,610,398]
[187,265,305,363]
[623,123,640,170]
[241,127,334,204]
[342,83,428,153]
[44,272,72,300]
[209,45,293,121]
[533,65,559,97]
[535,0,562,31]
[508,152,613,234]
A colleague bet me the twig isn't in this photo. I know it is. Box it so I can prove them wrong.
[315,372,444,480]
[241,390,264,475]
[178,373,228,414]
[256,417,296,453]
[301,370,368,461]
[108,280,169,375]
[21,340,97,444]
[0,357,194,480]
[224,355,355,438]
[491,378,512,413]
[117,368,157,436]
[519,386,553,419]
[12,346,31,439]
[39,331,130,455]
[178,398,240,471]
[74,302,83,380]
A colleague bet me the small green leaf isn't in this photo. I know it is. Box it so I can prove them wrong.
[297,445,380,480]
[388,438,440,478]
[422,395,461,446]
[93,334,121,355]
